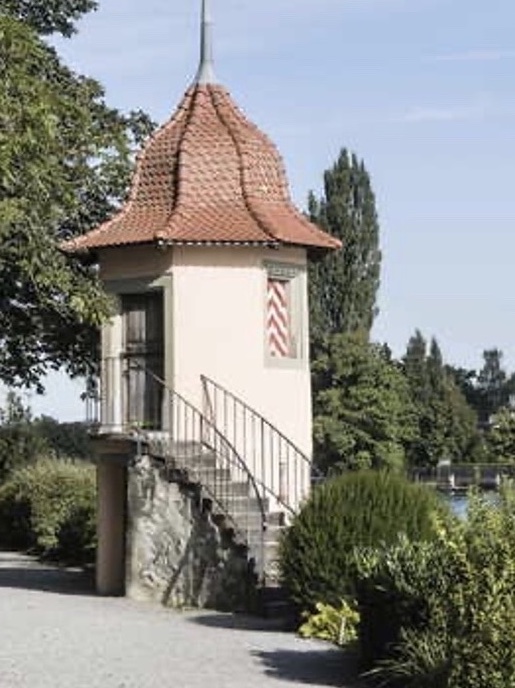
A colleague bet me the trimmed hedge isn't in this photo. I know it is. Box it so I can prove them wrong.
[279,470,448,611]
[0,457,96,565]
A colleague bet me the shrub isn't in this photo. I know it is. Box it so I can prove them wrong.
[354,536,447,675]
[280,470,447,611]
[355,488,515,687]
[0,457,96,565]
[299,599,359,647]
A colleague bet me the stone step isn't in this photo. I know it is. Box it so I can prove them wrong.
[229,520,284,543]
[190,466,232,482]
[247,550,281,574]
[247,533,281,549]
[227,517,268,538]
[147,439,205,458]
[175,453,218,469]
[209,510,267,536]
[222,495,270,512]
[200,479,255,498]
[257,586,298,627]
[265,511,286,527]
[165,464,259,499]
[207,492,269,512]
[152,443,289,589]
[245,519,284,535]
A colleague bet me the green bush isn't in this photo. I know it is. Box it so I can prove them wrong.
[354,536,446,675]
[355,489,515,687]
[0,457,96,565]
[280,470,447,611]
[299,599,359,647]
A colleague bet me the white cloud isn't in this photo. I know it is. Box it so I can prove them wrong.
[395,94,515,124]
[397,104,487,123]
[428,49,515,63]
[390,90,515,125]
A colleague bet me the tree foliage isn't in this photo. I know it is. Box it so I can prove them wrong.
[487,408,515,463]
[1,0,97,36]
[355,490,515,687]
[402,331,481,467]
[475,349,513,425]
[0,391,48,480]
[0,390,91,480]
[0,13,154,389]
[445,365,480,412]
[0,457,96,563]
[34,416,92,460]
[308,149,381,343]
[312,333,415,473]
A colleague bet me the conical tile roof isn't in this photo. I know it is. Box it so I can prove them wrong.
[64,8,340,253]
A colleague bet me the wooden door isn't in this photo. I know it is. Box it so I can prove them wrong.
[122,291,164,429]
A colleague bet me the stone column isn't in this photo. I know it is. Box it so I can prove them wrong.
[96,456,128,596]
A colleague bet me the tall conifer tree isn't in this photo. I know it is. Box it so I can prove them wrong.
[308,149,381,344]
[402,331,480,467]
[476,349,509,425]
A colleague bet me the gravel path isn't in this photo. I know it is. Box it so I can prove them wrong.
[0,551,360,688]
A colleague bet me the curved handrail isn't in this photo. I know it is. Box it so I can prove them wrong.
[201,375,323,514]
[134,362,267,536]
[201,376,313,469]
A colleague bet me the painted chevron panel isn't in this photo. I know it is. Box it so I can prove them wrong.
[267,279,290,357]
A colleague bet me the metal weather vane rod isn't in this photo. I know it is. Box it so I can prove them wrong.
[195,0,216,84]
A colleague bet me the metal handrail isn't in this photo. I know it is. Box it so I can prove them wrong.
[201,375,322,515]
[144,364,267,526]
[91,357,267,580]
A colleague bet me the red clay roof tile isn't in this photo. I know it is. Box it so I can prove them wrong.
[64,85,341,253]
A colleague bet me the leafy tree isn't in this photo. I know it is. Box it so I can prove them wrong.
[445,365,480,411]
[403,332,480,467]
[308,149,381,344]
[1,0,97,36]
[312,333,415,474]
[34,416,92,459]
[0,392,48,480]
[0,13,154,390]
[487,408,515,463]
[476,349,510,426]
[404,330,431,403]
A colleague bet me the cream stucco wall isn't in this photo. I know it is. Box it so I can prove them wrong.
[171,245,312,459]
[99,245,173,282]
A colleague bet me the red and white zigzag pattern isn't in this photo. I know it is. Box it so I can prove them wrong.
[267,279,290,357]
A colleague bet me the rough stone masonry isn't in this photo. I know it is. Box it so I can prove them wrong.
[125,455,256,610]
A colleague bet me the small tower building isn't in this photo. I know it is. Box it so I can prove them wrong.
[65,0,340,598]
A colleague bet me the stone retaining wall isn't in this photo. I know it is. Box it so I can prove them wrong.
[125,455,256,611]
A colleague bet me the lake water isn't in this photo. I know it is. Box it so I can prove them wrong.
[445,491,499,519]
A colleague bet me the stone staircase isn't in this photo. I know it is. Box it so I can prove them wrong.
[146,437,285,588]
[92,362,310,618]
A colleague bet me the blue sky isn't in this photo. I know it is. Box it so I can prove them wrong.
[15,0,515,420]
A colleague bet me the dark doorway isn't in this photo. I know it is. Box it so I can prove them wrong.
[121,291,164,430]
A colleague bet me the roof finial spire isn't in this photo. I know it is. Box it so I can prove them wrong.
[195,0,216,84]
